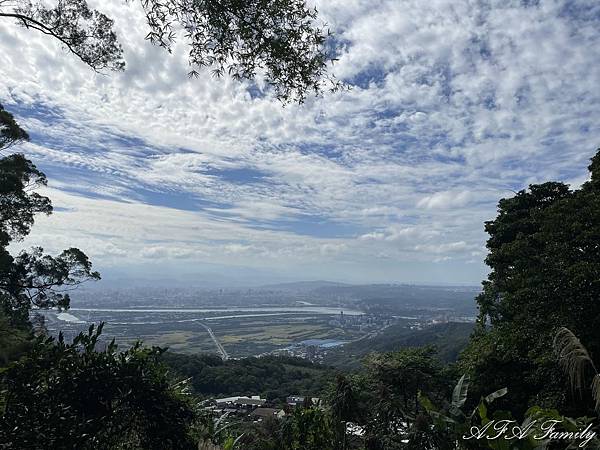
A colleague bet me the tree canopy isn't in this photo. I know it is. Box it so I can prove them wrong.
[0,323,201,450]
[0,0,342,102]
[460,149,600,417]
[0,103,29,151]
[0,105,100,327]
[0,152,100,326]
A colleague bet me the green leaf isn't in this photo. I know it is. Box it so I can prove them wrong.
[452,374,470,408]
[477,399,488,422]
[418,391,437,413]
[484,387,508,404]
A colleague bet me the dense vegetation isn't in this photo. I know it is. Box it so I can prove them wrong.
[460,153,600,418]
[324,322,474,369]
[162,353,334,402]
[1,324,201,450]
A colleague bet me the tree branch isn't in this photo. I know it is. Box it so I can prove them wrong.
[0,11,101,72]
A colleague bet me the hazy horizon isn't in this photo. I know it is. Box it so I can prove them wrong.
[77,267,484,290]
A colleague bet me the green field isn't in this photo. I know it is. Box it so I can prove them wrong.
[97,314,365,357]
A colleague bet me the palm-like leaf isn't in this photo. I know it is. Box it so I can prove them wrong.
[593,374,600,413]
[554,327,600,412]
[452,374,469,408]
[484,387,508,404]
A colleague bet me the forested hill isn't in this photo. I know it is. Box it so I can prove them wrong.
[161,353,334,402]
[323,322,474,369]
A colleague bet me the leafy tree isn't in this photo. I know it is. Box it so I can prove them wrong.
[0,103,29,151]
[336,347,446,449]
[0,308,30,365]
[0,150,100,327]
[0,103,99,362]
[232,406,335,450]
[366,346,445,425]
[280,406,335,450]
[235,415,283,450]
[420,373,599,449]
[460,149,600,417]
[0,151,51,242]
[162,352,333,402]
[330,374,358,450]
[0,0,342,102]
[0,323,202,449]
[0,0,125,72]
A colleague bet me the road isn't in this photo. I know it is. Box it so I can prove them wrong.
[198,321,229,360]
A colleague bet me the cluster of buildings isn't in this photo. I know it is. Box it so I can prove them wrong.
[266,312,407,362]
[328,311,397,330]
[269,338,346,362]
[205,395,321,422]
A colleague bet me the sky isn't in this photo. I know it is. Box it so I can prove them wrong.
[1,0,600,286]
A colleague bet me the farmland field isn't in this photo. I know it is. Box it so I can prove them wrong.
[41,306,366,357]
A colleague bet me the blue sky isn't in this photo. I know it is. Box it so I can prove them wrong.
[1,0,600,285]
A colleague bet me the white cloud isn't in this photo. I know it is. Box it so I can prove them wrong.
[417,191,474,210]
[2,0,600,283]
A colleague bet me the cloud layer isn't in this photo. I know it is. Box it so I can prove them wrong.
[1,0,599,284]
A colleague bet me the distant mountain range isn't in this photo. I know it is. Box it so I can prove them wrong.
[88,264,481,290]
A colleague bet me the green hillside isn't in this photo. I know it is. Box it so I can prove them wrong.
[162,353,334,402]
[323,322,474,369]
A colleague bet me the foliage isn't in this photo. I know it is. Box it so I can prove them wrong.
[330,374,358,450]
[2,246,100,321]
[325,322,474,369]
[132,0,343,102]
[232,406,335,450]
[460,149,600,417]
[0,308,31,365]
[0,151,51,244]
[0,103,29,151]
[419,375,507,449]
[0,151,100,326]
[0,323,202,449]
[329,347,448,449]
[0,0,342,102]
[420,374,599,449]
[162,352,333,402]
[0,0,125,72]
[282,406,336,450]
[196,410,245,450]
[554,327,600,414]
[188,352,443,450]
